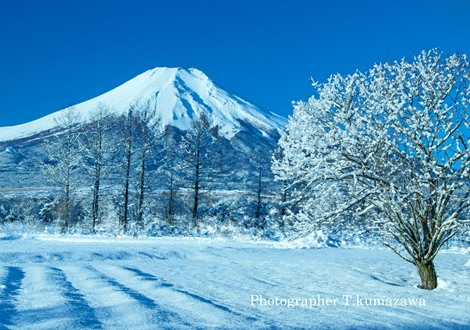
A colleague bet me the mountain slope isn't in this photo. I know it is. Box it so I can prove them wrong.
[0,67,285,142]
[0,67,285,191]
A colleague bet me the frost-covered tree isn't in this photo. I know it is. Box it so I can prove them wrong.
[180,113,223,225]
[81,105,116,233]
[112,104,162,233]
[251,145,272,226]
[273,49,470,289]
[120,107,137,232]
[159,127,182,226]
[134,106,161,231]
[41,107,82,233]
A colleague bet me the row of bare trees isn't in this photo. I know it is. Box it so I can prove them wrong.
[39,104,272,234]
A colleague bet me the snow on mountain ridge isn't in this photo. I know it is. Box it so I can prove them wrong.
[0,67,286,142]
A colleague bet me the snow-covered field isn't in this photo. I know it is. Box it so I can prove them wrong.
[0,236,468,329]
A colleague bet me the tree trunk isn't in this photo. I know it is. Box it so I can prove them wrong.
[123,142,131,232]
[62,127,72,234]
[167,170,175,225]
[192,171,199,224]
[122,122,132,233]
[63,144,71,234]
[416,260,438,290]
[63,178,70,234]
[192,147,200,225]
[92,130,103,234]
[92,166,100,233]
[255,164,262,220]
[280,180,288,217]
[137,147,146,230]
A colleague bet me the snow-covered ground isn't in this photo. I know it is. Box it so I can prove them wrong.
[0,236,468,329]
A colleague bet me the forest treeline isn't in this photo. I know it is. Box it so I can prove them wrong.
[0,105,285,238]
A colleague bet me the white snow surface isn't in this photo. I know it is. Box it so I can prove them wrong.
[0,67,285,142]
[0,236,468,329]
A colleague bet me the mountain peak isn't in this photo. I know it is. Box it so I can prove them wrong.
[0,67,285,142]
[144,67,208,82]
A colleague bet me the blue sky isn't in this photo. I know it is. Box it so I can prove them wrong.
[1,0,469,126]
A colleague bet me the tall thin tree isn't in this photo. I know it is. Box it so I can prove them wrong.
[135,106,160,231]
[41,106,82,233]
[180,113,222,226]
[121,107,136,232]
[82,105,114,233]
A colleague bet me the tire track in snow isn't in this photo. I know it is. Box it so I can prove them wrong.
[120,266,264,326]
[125,265,294,330]
[0,267,24,329]
[61,265,193,330]
[91,267,159,308]
[137,252,167,260]
[87,266,192,328]
[95,265,251,328]
[48,267,102,329]
[10,265,76,330]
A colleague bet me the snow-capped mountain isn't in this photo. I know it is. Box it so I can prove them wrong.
[0,67,285,142]
[0,67,285,191]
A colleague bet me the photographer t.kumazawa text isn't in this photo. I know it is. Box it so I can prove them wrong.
[251,294,426,308]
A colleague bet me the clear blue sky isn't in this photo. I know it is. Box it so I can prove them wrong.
[1,0,469,126]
